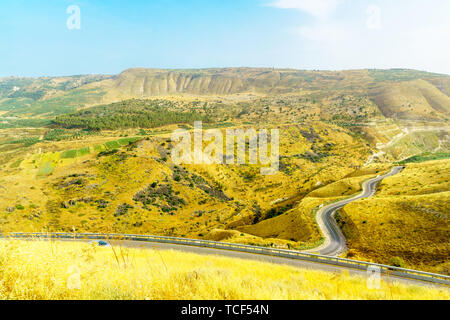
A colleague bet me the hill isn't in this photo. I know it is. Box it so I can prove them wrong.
[0,67,448,275]
[369,79,450,120]
[1,68,449,121]
[0,75,111,116]
[0,122,374,250]
[336,159,450,273]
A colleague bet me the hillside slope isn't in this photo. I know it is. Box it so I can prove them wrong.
[369,79,450,120]
[0,75,111,116]
[1,68,448,121]
[336,159,450,274]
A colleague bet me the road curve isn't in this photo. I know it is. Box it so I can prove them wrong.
[306,166,404,256]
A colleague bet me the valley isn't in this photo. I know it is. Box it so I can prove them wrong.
[0,68,448,274]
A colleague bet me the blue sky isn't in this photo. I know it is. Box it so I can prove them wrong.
[1,0,449,77]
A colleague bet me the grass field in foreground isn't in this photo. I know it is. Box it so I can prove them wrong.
[0,241,448,300]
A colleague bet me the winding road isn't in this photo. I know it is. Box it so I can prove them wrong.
[306,166,404,256]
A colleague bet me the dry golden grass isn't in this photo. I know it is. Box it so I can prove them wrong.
[307,174,378,198]
[237,196,323,245]
[378,160,450,196]
[370,80,450,120]
[0,240,448,300]
[338,159,450,273]
[0,123,373,250]
[237,167,392,245]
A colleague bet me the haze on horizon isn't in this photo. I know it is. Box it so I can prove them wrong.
[1,0,449,77]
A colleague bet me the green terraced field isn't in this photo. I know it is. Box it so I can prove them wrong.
[117,137,141,145]
[60,147,92,159]
[102,137,141,151]
[37,161,55,176]
[10,159,23,168]
[104,140,121,150]
[94,144,106,153]
[77,147,91,157]
[60,149,78,159]
[399,152,450,164]
[58,137,140,160]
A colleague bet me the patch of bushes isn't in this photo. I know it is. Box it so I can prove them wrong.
[390,256,407,268]
[114,203,134,217]
[98,149,119,157]
[133,183,186,213]
[264,204,293,220]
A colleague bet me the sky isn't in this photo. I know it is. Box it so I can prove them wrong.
[1,0,449,77]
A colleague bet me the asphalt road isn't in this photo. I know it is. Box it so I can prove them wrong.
[306,166,404,256]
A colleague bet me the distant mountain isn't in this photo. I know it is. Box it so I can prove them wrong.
[0,68,449,121]
[0,75,112,116]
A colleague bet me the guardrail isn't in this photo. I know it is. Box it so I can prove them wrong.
[2,232,449,286]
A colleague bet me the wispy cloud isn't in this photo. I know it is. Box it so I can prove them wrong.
[266,0,450,74]
[267,0,342,19]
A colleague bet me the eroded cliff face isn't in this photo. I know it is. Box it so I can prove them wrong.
[110,67,364,96]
